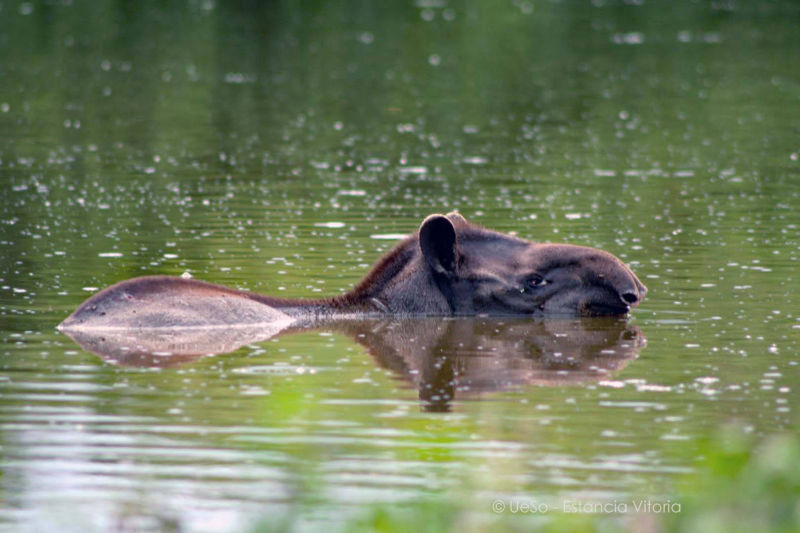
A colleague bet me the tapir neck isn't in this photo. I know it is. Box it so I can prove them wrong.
[245,291,381,317]
[249,236,450,317]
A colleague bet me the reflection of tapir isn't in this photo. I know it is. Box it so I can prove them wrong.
[336,318,644,412]
[62,317,644,412]
[58,212,647,332]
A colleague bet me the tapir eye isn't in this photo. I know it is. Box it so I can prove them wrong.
[523,275,547,291]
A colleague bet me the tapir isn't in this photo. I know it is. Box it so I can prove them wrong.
[57,212,647,331]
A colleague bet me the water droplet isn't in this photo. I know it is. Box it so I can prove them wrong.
[314,222,346,229]
[612,32,644,45]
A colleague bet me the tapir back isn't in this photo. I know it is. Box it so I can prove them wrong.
[59,276,293,330]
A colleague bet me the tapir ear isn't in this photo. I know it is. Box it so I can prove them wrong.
[419,214,458,276]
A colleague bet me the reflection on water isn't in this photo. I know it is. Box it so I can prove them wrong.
[62,317,644,412]
[347,318,644,412]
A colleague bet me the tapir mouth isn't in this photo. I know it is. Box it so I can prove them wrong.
[581,301,631,317]
[577,285,635,316]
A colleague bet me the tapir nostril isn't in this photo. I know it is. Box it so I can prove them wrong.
[621,292,639,305]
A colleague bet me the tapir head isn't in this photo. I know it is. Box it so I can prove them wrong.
[413,212,647,317]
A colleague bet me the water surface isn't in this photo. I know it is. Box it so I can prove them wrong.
[2,1,799,531]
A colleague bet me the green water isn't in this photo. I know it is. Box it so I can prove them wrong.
[2,0,800,531]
